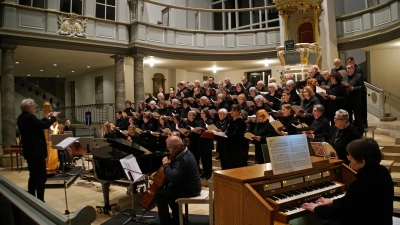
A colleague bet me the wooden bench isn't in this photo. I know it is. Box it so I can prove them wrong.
[4,147,22,171]
[0,174,96,225]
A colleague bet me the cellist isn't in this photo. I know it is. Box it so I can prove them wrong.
[153,136,201,225]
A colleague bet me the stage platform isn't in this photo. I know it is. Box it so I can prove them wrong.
[45,166,83,187]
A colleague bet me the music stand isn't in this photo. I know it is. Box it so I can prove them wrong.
[77,137,99,186]
[52,137,79,215]
[120,155,155,225]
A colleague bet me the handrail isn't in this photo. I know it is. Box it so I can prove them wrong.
[336,0,397,21]
[55,103,116,124]
[364,82,384,92]
[132,20,280,34]
[138,0,276,12]
[385,90,400,102]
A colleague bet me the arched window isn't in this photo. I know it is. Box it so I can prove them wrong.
[298,22,314,43]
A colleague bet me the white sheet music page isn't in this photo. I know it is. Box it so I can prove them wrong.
[120,155,144,183]
[54,137,79,150]
[266,134,312,175]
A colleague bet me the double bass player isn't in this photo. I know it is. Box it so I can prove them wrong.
[17,98,60,202]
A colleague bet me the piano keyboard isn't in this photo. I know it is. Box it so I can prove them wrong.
[279,192,345,215]
[267,181,342,204]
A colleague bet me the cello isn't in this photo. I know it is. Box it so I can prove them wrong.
[44,102,59,174]
[140,138,190,211]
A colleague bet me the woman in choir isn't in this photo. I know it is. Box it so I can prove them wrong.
[205,88,217,108]
[141,113,155,132]
[302,138,393,225]
[264,83,282,111]
[155,116,169,151]
[156,100,172,117]
[182,111,202,167]
[180,98,191,120]
[327,72,347,126]
[306,104,330,142]
[102,122,116,139]
[169,114,186,132]
[170,99,182,115]
[145,92,158,107]
[147,100,158,112]
[253,95,272,115]
[214,108,229,160]
[221,104,247,170]
[326,109,361,165]
[215,94,230,112]
[275,104,298,136]
[198,109,214,179]
[126,125,139,142]
[307,78,325,108]
[237,94,251,115]
[137,101,146,114]
[247,87,258,102]
[157,93,165,101]
[234,83,246,97]
[193,87,201,99]
[252,109,276,164]
[128,116,135,127]
[280,90,293,107]
[298,86,321,126]
[198,96,209,110]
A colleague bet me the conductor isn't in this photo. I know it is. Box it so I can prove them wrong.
[17,98,60,202]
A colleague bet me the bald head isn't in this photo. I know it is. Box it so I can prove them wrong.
[166,136,182,151]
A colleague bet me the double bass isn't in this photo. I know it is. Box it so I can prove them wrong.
[140,138,190,210]
[43,102,59,174]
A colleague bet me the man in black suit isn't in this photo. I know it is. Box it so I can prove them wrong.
[343,64,365,135]
[242,76,253,94]
[64,118,76,137]
[347,56,368,128]
[17,98,59,202]
[114,111,129,138]
[331,58,345,73]
[208,77,218,89]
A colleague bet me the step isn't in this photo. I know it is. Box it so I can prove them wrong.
[382,152,400,162]
[391,172,400,183]
[394,201,400,214]
[385,113,391,117]
[392,163,400,173]
[380,117,397,122]
[374,128,400,145]
[381,146,400,154]
[395,186,400,197]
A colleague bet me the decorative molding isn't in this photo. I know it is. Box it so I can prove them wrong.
[130,0,137,21]
[294,17,314,42]
[57,13,87,38]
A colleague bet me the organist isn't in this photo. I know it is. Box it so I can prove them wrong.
[302,138,394,225]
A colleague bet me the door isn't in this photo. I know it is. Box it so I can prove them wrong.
[298,22,314,43]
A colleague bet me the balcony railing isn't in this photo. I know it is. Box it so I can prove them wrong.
[55,104,116,125]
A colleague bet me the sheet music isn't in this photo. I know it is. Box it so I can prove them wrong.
[266,134,312,175]
[52,137,79,150]
[212,130,227,138]
[120,155,144,183]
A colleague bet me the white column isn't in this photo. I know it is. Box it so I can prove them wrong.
[319,0,339,71]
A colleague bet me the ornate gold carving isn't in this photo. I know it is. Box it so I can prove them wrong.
[275,43,320,67]
[277,50,286,66]
[57,13,87,38]
[296,1,311,13]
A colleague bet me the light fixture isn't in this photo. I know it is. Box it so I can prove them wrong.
[87,66,91,68]
[27,74,30,76]
[56,75,59,77]
[40,69,43,72]
[15,62,19,64]
[264,58,269,67]
[71,71,75,73]
[53,64,57,66]
[144,56,157,67]
[150,63,154,67]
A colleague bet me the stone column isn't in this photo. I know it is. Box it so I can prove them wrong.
[133,54,145,110]
[1,45,17,153]
[111,55,126,112]
[319,0,339,71]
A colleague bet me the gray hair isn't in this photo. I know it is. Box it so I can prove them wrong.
[188,110,197,117]
[200,96,209,103]
[188,82,194,87]
[269,77,277,83]
[285,73,293,79]
[203,81,209,85]
[172,99,180,105]
[286,80,294,86]
[335,109,349,122]
[268,82,277,90]
[149,100,156,105]
[241,110,248,120]
[254,95,265,102]
[313,104,325,113]
[249,87,257,92]
[157,93,164,98]
[257,80,265,85]
[218,108,228,114]
[20,98,35,112]
[217,93,224,100]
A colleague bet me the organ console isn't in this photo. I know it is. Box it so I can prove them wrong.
[213,156,356,225]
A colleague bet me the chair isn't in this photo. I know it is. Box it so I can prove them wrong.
[176,175,214,225]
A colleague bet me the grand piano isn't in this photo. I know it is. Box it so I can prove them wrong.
[91,138,169,215]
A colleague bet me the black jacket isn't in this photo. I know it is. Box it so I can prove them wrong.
[309,116,330,141]
[342,73,364,106]
[314,165,393,225]
[278,114,299,135]
[326,124,361,164]
[300,96,321,126]
[327,83,347,120]
[17,112,56,160]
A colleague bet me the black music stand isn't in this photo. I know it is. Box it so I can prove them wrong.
[77,137,99,187]
[120,156,155,225]
[52,137,79,215]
